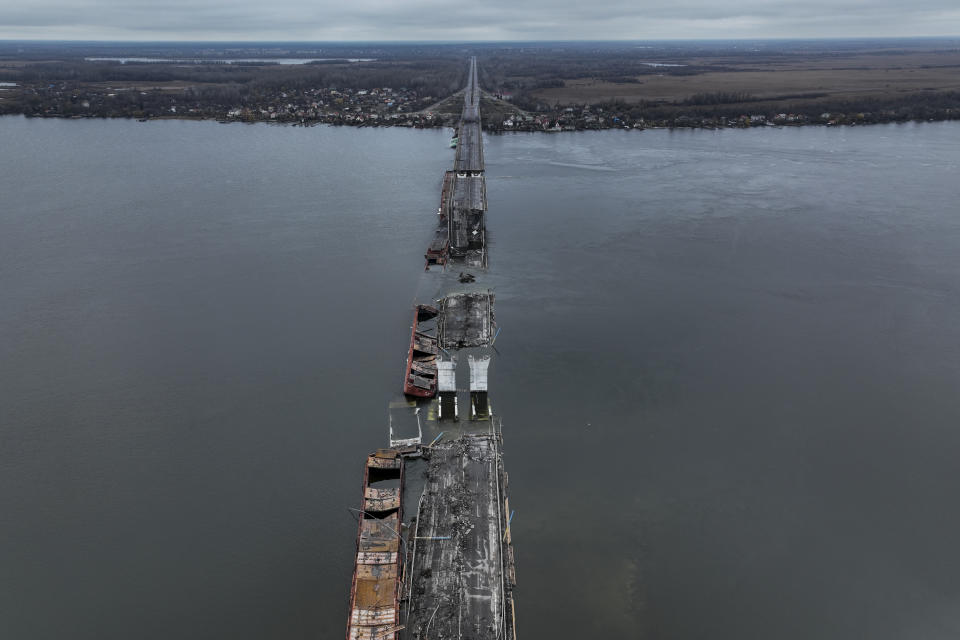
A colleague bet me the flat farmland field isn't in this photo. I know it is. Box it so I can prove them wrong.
[528,50,960,106]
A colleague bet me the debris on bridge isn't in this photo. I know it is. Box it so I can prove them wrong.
[348,57,517,640]
[438,291,496,349]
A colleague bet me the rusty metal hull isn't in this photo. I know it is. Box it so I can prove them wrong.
[403,305,438,397]
[345,450,405,640]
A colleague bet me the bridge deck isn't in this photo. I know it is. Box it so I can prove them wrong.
[454,121,484,173]
[451,173,487,212]
[402,434,508,640]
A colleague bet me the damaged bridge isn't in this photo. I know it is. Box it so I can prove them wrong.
[425,56,489,270]
[345,57,517,640]
[404,432,517,640]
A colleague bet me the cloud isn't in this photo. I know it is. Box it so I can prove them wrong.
[0,0,958,40]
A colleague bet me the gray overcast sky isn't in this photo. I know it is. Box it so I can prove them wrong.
[1,0,958,41]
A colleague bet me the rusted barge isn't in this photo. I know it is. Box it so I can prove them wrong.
[345,449,404,640]
[439,170,456,215]
[425,228,449,267]
[402,305,439,397]
[425,171,456,267]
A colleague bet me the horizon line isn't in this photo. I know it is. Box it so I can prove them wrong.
[2,35,959,45]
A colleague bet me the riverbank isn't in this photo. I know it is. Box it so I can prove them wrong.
[11,106,960,132]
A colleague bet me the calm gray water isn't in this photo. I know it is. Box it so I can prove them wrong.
[2,116,959,639]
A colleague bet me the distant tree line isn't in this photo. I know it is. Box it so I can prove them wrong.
[6,58,466,99]
[593,90,960,123]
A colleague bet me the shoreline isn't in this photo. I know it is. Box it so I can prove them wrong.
[6,111,959,132]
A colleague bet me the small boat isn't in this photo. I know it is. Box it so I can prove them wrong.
[403,305,439,397]
[450,136,459,148]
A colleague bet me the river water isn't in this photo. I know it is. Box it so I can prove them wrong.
[2,116,959,639]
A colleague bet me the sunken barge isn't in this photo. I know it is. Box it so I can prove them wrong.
[403,305,439,398]
[346,57,517,640]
